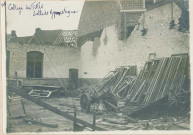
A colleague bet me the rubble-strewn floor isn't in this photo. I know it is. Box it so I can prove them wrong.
[7,95,190,133]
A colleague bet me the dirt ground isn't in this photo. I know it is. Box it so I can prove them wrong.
[7,94,190,133]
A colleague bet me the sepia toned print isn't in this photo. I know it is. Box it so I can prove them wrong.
[3,0,190,133]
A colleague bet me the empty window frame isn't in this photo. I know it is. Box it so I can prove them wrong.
[26,51,43,78]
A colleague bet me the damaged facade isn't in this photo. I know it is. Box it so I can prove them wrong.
[7,0,189,85]
[79,0,189,78]
[6,0,190,132]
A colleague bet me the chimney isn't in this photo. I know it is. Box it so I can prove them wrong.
[35,28,41,34]
[11,30,17,38]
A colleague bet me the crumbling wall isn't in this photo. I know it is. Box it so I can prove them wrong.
[7,43,81,79]
[80,2,189,78]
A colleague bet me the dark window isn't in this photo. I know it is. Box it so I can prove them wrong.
[69,68,79,89]
[26,51,43,78]
[120,13,135,40]
[145,0,154,8]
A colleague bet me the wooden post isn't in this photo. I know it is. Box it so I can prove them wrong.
[143,12,145,30]
[21,99,26,114]
[73,106,76,131]
[92,111,96,131]
[143,0,146,8]
[124,13,127,40]
[7,104,11,116]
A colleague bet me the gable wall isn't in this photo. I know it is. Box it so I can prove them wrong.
[80,2,189,78]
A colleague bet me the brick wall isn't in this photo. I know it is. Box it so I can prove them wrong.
[80,2,189,78]
[7,43,81,78]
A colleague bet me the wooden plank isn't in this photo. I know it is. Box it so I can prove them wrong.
[92,111,96,131]
[116,77,137,98]
[103,118,129,125]
[155,57,173,100]
[169,56,183,95]
[143,60,161,102]
[94,71,115,90]
[21,99,26,114]
[125,62,148,100]
[23,118,58,128]
[148,58,169,102]
[23,85,62,89]
[97,72,118,93]
[12,87,107,131]
[160,57,182,98]
[112,67,130,94]
[144,59,166,103]
[153,58,169,101]
[73,107,77,131]
[131,80,146,102]
[111,68,127,93]
[156,57,174,99]
[132,60,159,103]
[175,55,188,94]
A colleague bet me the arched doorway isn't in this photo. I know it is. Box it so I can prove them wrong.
[26,51,43,78]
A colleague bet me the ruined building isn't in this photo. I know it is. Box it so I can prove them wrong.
[6,0,189,87]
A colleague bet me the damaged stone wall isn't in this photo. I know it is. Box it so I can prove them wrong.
[7,43,81,79]
[80,2,189,78]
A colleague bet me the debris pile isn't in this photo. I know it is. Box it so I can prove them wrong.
[7,53,190,132]
[80,66,138,112]
[125,53,189,105]
[94,65,137,98]
[80,53,190,117]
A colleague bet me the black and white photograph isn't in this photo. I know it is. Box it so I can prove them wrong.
[1,0,191,133]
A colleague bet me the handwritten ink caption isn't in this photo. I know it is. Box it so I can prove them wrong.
[1,1,79,19]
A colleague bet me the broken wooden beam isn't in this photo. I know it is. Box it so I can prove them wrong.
[21,99,26,114]
[103,118,129,125]
[92,111,96,131]
[73,106,77,131]
[103,100,136,123]
[59,103,74,108]
[12,87,107,131]
[103,100,119,111]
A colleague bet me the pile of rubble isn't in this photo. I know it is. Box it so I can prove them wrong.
[8,53,190,131]
[80,53,190,118]
[80,65,137,112]
[125,53,189,105]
